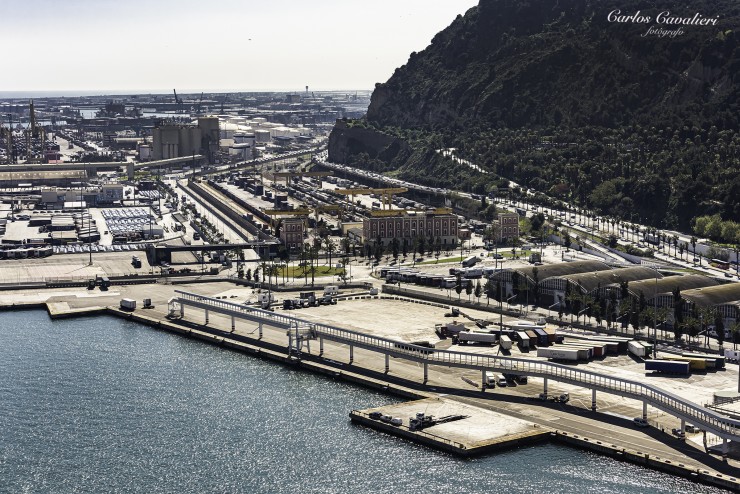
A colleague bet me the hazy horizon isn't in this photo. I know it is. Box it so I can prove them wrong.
[2,0,478,93]
[0,88,373,99]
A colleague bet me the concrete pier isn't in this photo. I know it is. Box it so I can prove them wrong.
[351,398,550,457]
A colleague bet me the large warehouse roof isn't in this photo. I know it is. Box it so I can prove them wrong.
[627,274,719,300]
[514,260,610,283]
[563,266,662,294]
[681,284,740,308]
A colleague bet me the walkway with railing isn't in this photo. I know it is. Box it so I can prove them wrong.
[173,290,740,443]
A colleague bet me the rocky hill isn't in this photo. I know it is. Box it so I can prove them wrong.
[329,0,740,232]
[367,0,739,131]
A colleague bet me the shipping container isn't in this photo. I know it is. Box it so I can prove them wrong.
[515,331,530,350]
[563,340,606,358]
[628,340,650,358]
[557,344,592,360]
[499,335,513,350]
[537,347,581,361]
[661,356,708,371]
[525,330,538,348]
[532,327,549,347]
[120,298,136,311]
[645,359,690,376]
[682,352,725,370]
[457,331,498,345]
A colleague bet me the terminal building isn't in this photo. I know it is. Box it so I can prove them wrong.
[362,211,458,247]
[40,185,124,208]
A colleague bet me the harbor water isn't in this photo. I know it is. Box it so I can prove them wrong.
[0,310,731,493]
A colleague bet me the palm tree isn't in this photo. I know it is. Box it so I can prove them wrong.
[324,237,337,267]
[731,322,740,350]
[690,236,698,264]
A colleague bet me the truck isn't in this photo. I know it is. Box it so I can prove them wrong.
[131,255,141,268]
[724,349,740,363]
[539,392,570,403]
[461,256,479,268]
[323,285,339,296]
[499,335,513,350]
[457,331,498,345]
[463,268,483,279]
[483,371,496,389]
[98,276,110,290]
[502,373,527,385]
[120,298,136,311]
[257,292,275,308]
[299,291,316,306]
[317,294,337,305]
[644,359,690,376]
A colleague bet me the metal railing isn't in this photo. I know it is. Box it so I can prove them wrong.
[174,290,740,440]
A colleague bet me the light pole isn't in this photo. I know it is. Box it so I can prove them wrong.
[653,265,658,358]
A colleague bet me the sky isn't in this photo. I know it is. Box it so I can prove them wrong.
[1,0,478,94]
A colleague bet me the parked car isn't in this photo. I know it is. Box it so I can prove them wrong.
[633,417,649,428]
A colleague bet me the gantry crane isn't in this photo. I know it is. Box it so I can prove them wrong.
[334,187,408,210]
[273,170,333,187]
[368,207,453,217]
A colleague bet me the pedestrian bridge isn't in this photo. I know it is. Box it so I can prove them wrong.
[171,290,740,446]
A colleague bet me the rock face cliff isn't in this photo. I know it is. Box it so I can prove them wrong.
[327,0,739,230]
[327,120,411,165]
[366,0,739,131]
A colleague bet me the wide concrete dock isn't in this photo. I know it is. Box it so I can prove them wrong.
[1,279,739,491]
[351,397,550,456]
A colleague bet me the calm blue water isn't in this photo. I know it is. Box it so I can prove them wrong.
[0,311,730,494]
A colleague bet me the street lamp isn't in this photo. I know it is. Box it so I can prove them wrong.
[653,265,659,358]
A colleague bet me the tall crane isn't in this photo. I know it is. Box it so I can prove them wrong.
[173,89,183,113]
[196,92,204,115]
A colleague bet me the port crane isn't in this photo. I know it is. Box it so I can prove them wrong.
[173,89,184,113]
[334,187,408,210]
[272,170,333,187]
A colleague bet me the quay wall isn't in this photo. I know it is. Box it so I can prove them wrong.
[0,299,737,492]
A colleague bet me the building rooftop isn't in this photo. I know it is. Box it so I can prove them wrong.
[627,274,719,300]
[681,283,740,308]
[516,260,610,283]
[563,266,662,294]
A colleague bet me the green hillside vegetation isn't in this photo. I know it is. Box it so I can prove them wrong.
[330,0,740,231]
